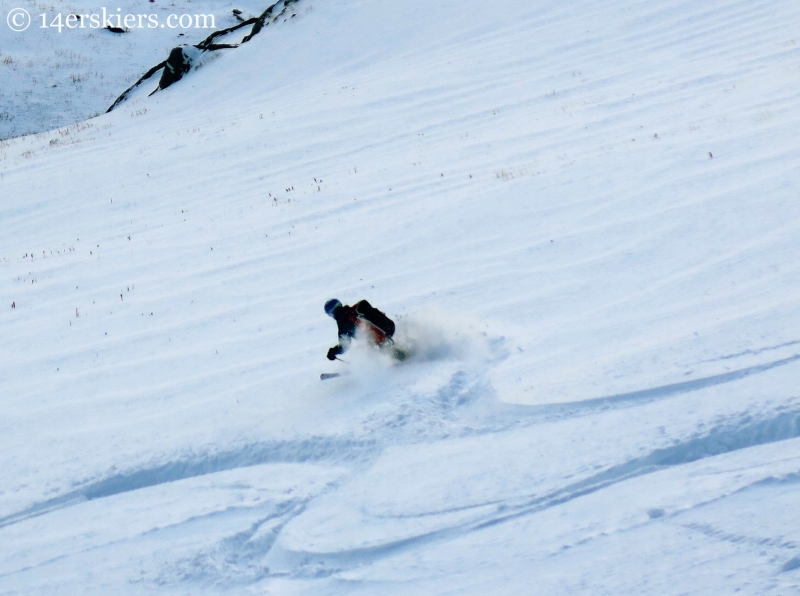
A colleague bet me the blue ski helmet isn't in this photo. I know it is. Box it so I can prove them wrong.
[324,298,342,317]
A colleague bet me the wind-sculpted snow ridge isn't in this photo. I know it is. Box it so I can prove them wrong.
[106,0,303,112]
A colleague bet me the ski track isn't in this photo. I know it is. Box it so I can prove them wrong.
[3,0,800,592]
[3,363,799,570]
[0,345,757,529]
[547,352,800,412]
[2,359,800,591]
[0,436,378,530]
[254,406,800,579]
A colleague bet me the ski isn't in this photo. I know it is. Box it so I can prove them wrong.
[320,372,342,380]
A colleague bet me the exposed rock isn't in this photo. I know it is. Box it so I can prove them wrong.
[158,46,193,90]
[107,0,301,111]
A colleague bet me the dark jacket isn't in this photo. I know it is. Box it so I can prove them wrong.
[328,300,395,358]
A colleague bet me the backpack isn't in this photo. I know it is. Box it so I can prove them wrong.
[354,300,395,337]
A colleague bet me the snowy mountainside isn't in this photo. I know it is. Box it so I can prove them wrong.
[0,0,281,140]
[2,0,800,594]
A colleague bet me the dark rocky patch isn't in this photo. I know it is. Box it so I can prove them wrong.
[108,0,301,112]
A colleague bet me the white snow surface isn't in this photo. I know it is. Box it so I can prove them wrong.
[2,0,800,593]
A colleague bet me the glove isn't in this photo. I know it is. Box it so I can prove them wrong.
[327,346,342,360]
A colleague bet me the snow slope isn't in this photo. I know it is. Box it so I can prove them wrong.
[2,0,800,593]
[0,0,273,140]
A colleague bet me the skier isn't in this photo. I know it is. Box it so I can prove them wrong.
[324,298,397,360]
